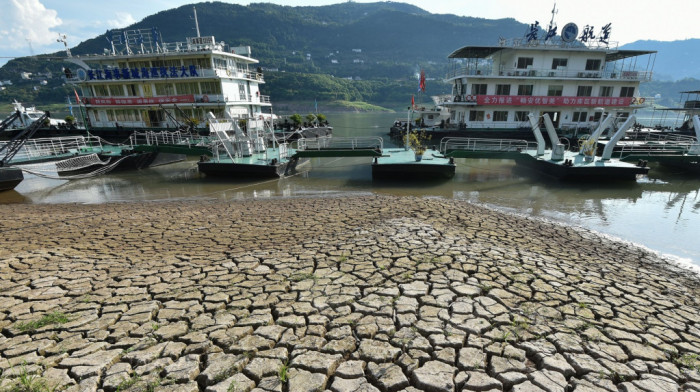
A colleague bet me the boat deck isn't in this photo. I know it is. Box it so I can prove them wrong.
[372,148,456,180]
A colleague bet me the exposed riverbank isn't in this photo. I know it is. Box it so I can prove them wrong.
[1,195,699,392]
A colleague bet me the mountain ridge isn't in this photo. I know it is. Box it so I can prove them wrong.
[0,1,698,109]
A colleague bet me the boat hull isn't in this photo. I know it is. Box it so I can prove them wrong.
[372,162,456,180]
[198,161,288,178]
[197,157,304,178]
[514,154,649,181]
[0,167,24,191]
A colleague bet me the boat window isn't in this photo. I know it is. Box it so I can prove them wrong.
[599,86,613,97]
[108,85,123,97]
[155,83,175,96]
[547,85,563,96]
[213,58,227,70]
[125,84,139,97]
[551,58,568,69]
[516,57,533,69]
[619,87,635,97]
[469,111,485,121]
[93,85,108,97]
[585,59,601,71]
[175,82,199,95]
[471,84,487,95]
[514,111,529,122]
[572,111,588,122]
[239,83,247,100]
[576,86,593,97]
[200,81,222,95]
[517,85,533,96]
[493,111,508,122]
[593,112,602,121]
[496,84,511,95]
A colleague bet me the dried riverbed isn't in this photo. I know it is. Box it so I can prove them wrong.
[0,195,699,392]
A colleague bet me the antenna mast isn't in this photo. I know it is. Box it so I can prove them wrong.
[57,34,71,57]
[193,7,201,37]
[548,2,557,31]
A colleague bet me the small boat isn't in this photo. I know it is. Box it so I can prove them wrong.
[198,114,304,178]
[514,113,649,181]
[2,101,67,130]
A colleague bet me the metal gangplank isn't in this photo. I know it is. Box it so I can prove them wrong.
[440,137,535,159]
[0,136,108,165]
[295,136,384,157]
[129,130,213,156]
[613,140,698,162]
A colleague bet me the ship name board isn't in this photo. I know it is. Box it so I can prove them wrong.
[86,65,200,81]
[84,95,195,106]
[476,95,633,107]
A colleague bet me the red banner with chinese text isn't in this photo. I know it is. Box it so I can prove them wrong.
[85,95,195,106]
[474,95,633,107]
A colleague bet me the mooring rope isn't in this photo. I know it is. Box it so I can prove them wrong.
[16,155,132,180]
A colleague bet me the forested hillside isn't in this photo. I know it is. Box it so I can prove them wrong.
[0,1,697,111]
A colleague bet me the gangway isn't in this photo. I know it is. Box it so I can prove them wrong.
[440,137,534,159]
[0,135,106,165]
[295,136,384,157]
[129,130,212,156]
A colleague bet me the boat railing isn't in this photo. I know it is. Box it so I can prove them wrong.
[448,66,652,82]
[614,141,697,160]
[1,136,105,164]
[439,137,534,154]
[297,136,383,151]
[128,131,201,147]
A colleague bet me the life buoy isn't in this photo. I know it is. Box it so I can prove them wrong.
[638,98,645,104]
[202,95,209,103]
[631,97,637,104]
[226,69,232,77]
[486,113,491,119]
[83,98,89,104]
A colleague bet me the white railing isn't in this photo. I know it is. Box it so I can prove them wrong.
[440,137,534,154]
[447,67,653,82]
[128,131,206,147]
[615,142,698,160]
[297,136,383,151]
[1,136,104,164]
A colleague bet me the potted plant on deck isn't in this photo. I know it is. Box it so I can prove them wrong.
[408,130,431,161]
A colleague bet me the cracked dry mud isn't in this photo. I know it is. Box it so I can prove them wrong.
[0,195,699,392]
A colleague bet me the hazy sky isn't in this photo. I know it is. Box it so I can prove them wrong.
[1,0,697,67]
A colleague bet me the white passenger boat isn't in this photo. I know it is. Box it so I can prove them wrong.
[395,6,656,142]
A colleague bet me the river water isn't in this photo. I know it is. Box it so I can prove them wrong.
[3,112,700,270]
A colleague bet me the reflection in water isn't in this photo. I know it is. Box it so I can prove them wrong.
[3,112,700,267]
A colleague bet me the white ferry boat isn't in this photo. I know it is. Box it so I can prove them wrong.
[1,101,68,130]
[394,8,657,142]
[64,22,273,141]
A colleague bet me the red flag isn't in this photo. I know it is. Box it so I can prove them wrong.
[73,89,81,104]
[411,95,415,108]
[419,69,426,92]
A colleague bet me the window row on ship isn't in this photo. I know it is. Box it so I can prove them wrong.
[102,55,253,74]
[455,83,635,97]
